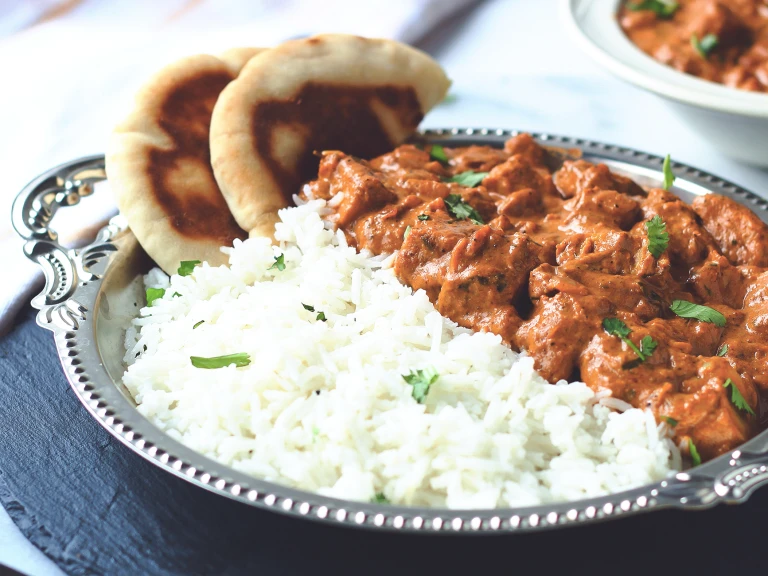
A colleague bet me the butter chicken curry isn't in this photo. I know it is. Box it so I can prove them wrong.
[303,134,768,464]
[619,0,768,93]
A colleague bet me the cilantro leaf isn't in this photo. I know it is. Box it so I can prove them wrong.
[190,353,251,369]
[444,194,484,225]
[418,214,430,221]
[402,367,439,403]
[628,0,679,18]
[640,335,658,357]
[404,225,412,240]
[645,215,669,258]
[717,343,728,357]
[662,154,675,190]
[177,260,201,276]
[172,292,182,298]
[663,416,678,427]
[670,300,726,327]
[691,33,718,58]
[372,492,390,504]
[448,171,489,188]
[603,317,631,338]
[688,438,702,466]
[193,320,205,329]
[430,145,449,164]
[303,303,326,321]
[146,287,165,307]
[603,318,656,364]
[724,378,755,415]
[269,253,286,271]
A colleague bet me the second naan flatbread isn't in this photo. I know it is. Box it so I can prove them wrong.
[210,34,451,236]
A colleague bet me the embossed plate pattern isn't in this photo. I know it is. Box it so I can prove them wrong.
[12,129,768,533]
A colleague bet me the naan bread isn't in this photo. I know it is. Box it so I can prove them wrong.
[219,47,267,76]
[209,34,451,236]
[107,50,262,274]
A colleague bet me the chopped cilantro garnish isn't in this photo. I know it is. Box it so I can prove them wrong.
[172,292,182,298]
[430,144,449,164]
[628,0,678,18]
[645,215,669,258]
[418,214,430,221]
[145,287,165,307]
[670,300,726,327]
[190,353,251,369]
[663,416,678,427]
[269,253,286,271]
[448,171,489,188]
[724,378,755,415]
[372,492,390,504]
[303,303,326,321]
[716,343,728,357]
[193,320,204,329]
[640,335,658,357]
[404,225,412,240]
[177,260,201,276]
[444,194,484,225]
[691,33,718,58]
[603,318,631,338]
[662,154,675,190]
[688,438,702,467]
[603,318,657,364]
[402,367,439,403]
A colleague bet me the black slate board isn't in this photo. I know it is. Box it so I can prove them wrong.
[1,304,766,576]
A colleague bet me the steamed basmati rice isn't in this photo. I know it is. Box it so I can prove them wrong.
[122,199,680,509]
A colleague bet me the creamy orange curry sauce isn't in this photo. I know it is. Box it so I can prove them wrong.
[303,134,768,463]
[620,0,768,92]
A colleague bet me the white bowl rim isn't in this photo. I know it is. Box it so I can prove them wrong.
[562,0,768,118]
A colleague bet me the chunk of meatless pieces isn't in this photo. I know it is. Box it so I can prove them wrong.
[504,133,548,166]
[687,250,757,308]
[563,186,642,232]
[328,157,398,228]
[554,160,645,199]
[692,194,768,267]
[448,145,509,173]
[517,289,611,382]
[642,188,718,267]
[395,208,549,343]
[580,331,755,461]
[483,155,557,198]
[309,134,768,462]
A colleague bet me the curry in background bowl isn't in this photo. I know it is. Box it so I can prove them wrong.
[619,0,768,93]
[565,0,768,167]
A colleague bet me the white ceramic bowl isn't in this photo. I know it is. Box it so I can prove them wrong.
[563,0,768,167]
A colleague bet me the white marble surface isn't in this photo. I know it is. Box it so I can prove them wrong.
[2,0,768,574]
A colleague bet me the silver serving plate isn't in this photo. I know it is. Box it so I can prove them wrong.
[13,129,768,533]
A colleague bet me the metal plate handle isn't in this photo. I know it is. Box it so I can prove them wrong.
[12,155,110,330]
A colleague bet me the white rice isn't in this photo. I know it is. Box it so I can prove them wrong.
[122,199,679,509]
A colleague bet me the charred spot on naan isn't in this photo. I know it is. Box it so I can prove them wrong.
[252,82,422,203]
[148,70,245,246]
